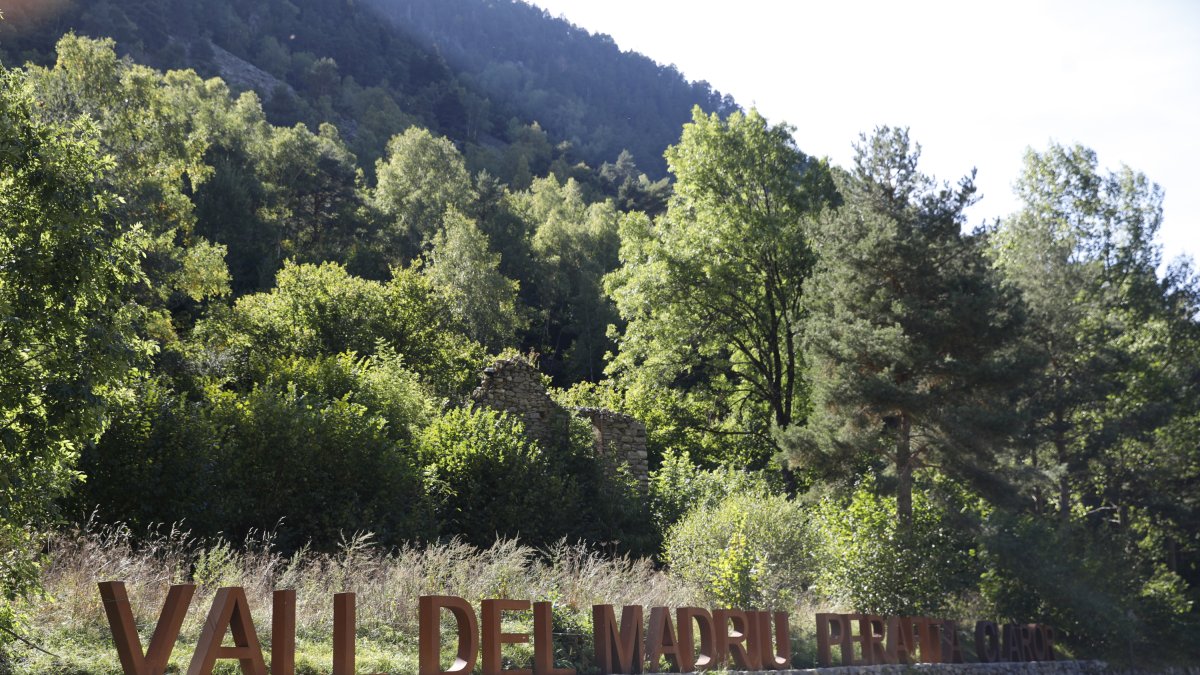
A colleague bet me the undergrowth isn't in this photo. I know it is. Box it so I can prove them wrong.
[3,523,704,674]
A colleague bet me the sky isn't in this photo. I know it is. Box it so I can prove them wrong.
[530,0,1200,267]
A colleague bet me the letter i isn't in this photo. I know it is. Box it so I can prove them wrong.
[272,590,296,675]
[333,593,355,675]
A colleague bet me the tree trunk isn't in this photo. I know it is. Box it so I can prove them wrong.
[774,405,798,497]
[896,413,913,531]
[1054,407,1070,523]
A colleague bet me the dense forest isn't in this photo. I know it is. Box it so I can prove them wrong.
[360,0,738,177]
[1,0,1199,670]
[0,0,726,184]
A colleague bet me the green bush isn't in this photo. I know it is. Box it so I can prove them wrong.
[209,260,488,398]
[75,352,436,552]
[649,449,773,532]
[810,481,979,616]
[208,367,432,551]
[419,407,656,555]
[419,407,568,546]
[665,490,814,610]
[71,375,223,534]
[979,512,1195,661]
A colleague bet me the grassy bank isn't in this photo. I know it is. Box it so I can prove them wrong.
[4,524,711,674]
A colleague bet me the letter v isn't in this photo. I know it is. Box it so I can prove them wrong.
[100,581,195,675]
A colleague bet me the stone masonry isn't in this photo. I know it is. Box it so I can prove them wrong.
[572,406,650,484]
[470,358,650,486]
[470,359,570,451]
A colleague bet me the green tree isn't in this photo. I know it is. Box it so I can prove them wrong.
[989,144,1198,520]
[784,127,1027,526]
[606,107,837,475]
[424,209,525,352]
[990,144,1200,602]
[205,261,487,399]
[0,66,148,634]
[598,149,670,215]
[255,122,365,266]
[515,176,622,382]
[373,126,475,261]
[24,35,231,319]
[191,101,279,295]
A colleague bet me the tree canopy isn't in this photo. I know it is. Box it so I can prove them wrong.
[607,107,837,473]
[0,66,148,617]
[783,127,1028,525]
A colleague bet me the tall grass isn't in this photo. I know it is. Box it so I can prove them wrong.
[6,523,705,674]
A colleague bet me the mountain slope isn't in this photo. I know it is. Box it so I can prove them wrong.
[1,0,738,180]
[365,0,738,177]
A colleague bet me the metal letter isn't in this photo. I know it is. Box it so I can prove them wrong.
[271,590,295,675]
[859,616,886,665]
[1001,623,1021,662]
[886,616,915,665]
[674,608,715,672]
[532,602,574,675]
[592,605,643,675]
[419,595,479,675]
[940,620,963,663]
[482,599,531,675]
[974,621,1000,663]
[188,587,267,675]
[1041,625,1057,661]
[750,611,790,670]
[915,618,942,664]
[333,593,355,675]
[644,607,681,672]
[99,581,195,675]
[815,613,843,667]
[712,609,757,670]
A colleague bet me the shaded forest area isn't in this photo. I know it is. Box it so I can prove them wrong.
[0,0,727,183]
[1,0,1199,668]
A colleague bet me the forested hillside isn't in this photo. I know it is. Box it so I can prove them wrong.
[362,0,739,177]
[0,0,725,185]
[1,2,1199,670]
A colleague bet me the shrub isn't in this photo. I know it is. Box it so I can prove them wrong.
[419,407,568,546]
[810,481,979,616]
[207,373,431,551]
[73,352,435,552]
[649,449,773,533]
[665,490,814,610]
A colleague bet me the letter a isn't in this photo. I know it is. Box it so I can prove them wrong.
[188,587,267,675]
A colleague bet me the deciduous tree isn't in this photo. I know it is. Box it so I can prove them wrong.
[606,107,837,473]
[0,67,148,627]
[424,209,525,352]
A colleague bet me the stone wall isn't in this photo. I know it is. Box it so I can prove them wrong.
[470,359,650,486]
[470,359,570,451]
[573,406,649,485]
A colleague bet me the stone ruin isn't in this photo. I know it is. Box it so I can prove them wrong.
[470,359,649,487]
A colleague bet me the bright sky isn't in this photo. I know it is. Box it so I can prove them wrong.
[530,0,1200,267]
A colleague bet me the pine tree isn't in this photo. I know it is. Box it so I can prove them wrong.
[783,127,1029,527]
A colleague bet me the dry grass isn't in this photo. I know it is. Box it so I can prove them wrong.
[6,523,707,674]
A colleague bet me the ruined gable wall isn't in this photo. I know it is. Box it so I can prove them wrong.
[470,359,649,486]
